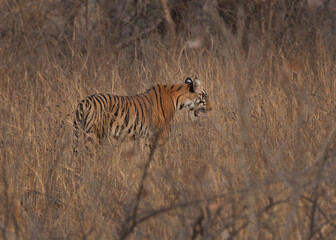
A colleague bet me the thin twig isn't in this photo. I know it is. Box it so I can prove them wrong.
[118,137,159,240]
[302,195,336,230]
[228,198,290,239]
[72,0,82,65]
[307,128,336,239]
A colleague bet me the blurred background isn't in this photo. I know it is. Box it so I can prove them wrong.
[1,0,336,239]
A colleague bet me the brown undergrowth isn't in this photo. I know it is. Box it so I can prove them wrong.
[1,1,336,239]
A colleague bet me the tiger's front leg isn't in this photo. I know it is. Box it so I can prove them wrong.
[149,125,171,162]
[158,127,170,147]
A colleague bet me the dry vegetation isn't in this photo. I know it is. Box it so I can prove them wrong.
[1,0,336,239]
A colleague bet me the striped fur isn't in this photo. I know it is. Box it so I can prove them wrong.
[73,78,212,153]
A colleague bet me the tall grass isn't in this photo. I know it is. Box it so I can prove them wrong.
[1,0,336,239]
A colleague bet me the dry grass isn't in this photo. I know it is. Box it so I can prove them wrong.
[1,1,336,239]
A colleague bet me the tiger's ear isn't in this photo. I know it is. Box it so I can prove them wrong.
[185,78,192,84]
[192,79,201,93]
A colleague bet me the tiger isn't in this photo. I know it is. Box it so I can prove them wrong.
[73,77,212,154]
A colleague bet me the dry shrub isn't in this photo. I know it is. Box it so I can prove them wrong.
[0,0,336,239]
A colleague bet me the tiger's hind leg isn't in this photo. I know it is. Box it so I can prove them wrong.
[146,129,169,163]
[156,127,171,162]
[73,119,81,156]
[73,121,100,157]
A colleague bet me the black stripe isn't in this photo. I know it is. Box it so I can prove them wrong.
[134,110,138,131]
[120,97,127,116]
[96,98,104,119]
[107,94,112,103]
[94,95,103,107]
[94,95,104,113]
[111,97,119,128]
[177,85,183,91]
[109,95,115,115]
[84,113,94,131]
[189,84,194,92]
[170,85,175,90]
[97,94,107,104]
[157,85,166,120]
[142,93,152,106]
[129,96,137,131]
[86,100,92,114]
[134,95,144,112]
[175,92,187,109]
[119,99,129,135]
[119,110,129,136]
[126,96,133,115]
[92,98,98,112]
[76,107,81,121]
[99,94,108,114]
[114,96,120,118]
[86,125,94,133]
[139,122,143,135]
[79,102,84,116]
[138,96,146,115]
[106,94,112,112]
[135,96,146,134]
[133,97,143,128]
[153,86,159,108]
[124,108,130,126]
[73,119,78,129]
[115,125,119,136]
[90,98,97,108]
[130,96,135,109]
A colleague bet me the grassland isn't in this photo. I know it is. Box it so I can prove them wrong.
[1,1,336,239]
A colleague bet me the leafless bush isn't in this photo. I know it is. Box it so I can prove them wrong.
[0,0,336,239]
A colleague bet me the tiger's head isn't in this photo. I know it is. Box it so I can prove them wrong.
[177,78,212,121]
